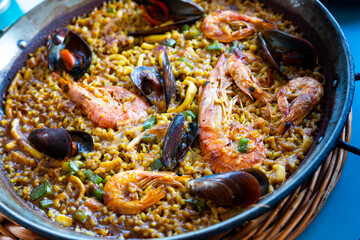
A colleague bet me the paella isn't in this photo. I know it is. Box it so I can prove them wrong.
[0,0,324,238]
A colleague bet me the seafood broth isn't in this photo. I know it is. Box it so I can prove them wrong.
[0,0,324,238]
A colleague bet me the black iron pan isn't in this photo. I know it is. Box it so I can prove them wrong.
[0,0,357,239]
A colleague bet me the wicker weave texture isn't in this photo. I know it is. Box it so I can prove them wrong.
[0,116,352,240]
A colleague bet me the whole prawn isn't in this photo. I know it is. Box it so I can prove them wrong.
[199,54,267,173]
[227,49,273,106]
[54,73,149,129]
[103,170,191,215]
[202,10,274,43]
[276,76,324,135]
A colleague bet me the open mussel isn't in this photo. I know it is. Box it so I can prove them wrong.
[47,28,92,80]
[131,49,177,111]
[131,66,165,110]
[130,0,204,35]
[162,113,199,170]
[188,168,269,207]
[28,128,93,160]
[258,29,317,76]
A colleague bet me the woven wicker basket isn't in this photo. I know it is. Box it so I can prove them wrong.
[0,115,351,240]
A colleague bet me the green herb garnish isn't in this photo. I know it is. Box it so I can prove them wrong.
[238,138,249,153]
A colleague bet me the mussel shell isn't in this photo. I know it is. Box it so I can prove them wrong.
[166,0,205,22]
[173,122,199,166]
[160,50,177,109]
[258,29,317,75]
[242,168,269,196]
[67,130,94,154]
[129,0,204,35]
[28,128,72,159]
[162,114,199,170]
[162,113,185,170]
[47,29,92,80]
[131,66,165,108]
[28,128,93,159]
[129,17,201,36]
[188,170,265,207]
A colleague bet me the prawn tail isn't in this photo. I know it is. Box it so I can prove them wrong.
[276,95,313,135]
[210,158,235,174]
[139,186,166,211]
[52,72,74,87]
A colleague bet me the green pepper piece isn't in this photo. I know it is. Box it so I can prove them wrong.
[207,41,222,51]
[183,110,197,121]
[84,169,103,184]
[90,184,105,201]
[107,8,116,13]
[227,40,239,53]
[73,209,88,223]
[160,39,177,48]
[30,180,52,201]
[142,117,157,130]
[62,161,79,175]
[238,138,249,153]
[185,27,200,40]
[179,57,194,69]
[150,159,163,171]
[228,41,245,52]
[39,199,53,209]
[185,198,206,213]
[141,133,157,144]
[182,24,190,32]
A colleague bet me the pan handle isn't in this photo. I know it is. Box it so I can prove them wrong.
[337,139,360,155]
[356,73,360,81]
[337,74,360,155]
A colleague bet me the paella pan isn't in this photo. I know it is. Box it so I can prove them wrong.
[0,0,354,239]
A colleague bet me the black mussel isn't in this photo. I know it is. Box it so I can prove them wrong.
[28,128,94,159]
[188,169,269,207]
[242,168,269,196]
[159,49,177,108]
[67,130,94,154]
[258,29,317,76]
[130,0,204,35]
[131,49,177,111]
[131,66,165,110]
[162,113,199,170]
[47,28,92,80]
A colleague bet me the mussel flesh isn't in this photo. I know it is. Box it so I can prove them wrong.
[47,29,92,80]
[188,168,269,207]
[130,0,204,35]
[131,66,165,110]
[162,113,199,170]
[258,29,317,76]
[28,128,94,159]
[131,49,177,111]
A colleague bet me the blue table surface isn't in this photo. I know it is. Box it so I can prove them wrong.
[1,1,360,240]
